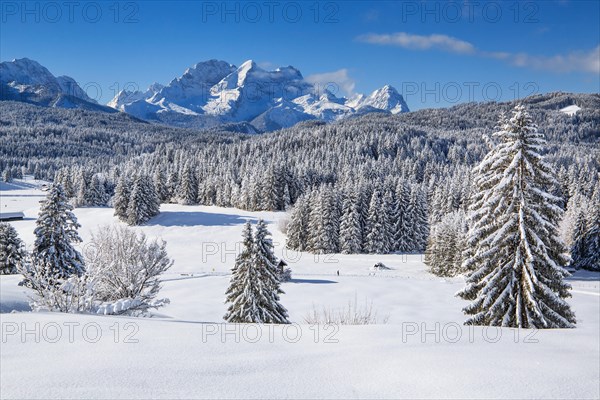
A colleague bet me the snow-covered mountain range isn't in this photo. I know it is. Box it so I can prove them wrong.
[0,58,409,131]
[109,59,410,130]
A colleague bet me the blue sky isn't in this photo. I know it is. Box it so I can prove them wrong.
[1,0,599,109]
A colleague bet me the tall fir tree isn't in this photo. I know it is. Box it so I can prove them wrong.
[394,180,411,252]
[286,194,310,251]
[153,168,169,203]
[177,163,198,205]
[569,210,588,269]
[0,222,25,274]
[224,221,289,324]
[127,174,160,226]
[365,189,391,254]
[425,211,467,277]
[339,188,363,254]
[308,186,341,254]
[31,184,85,280]
[458,105,576,329]
[572,188,600,271]
[253,220,289,323]
[88,174,108,206]
[113,174,131,222]
[406,186,429,252]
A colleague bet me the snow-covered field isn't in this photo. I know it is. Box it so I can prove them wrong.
[1,180,599,399]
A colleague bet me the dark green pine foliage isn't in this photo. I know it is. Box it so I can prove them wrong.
[32,184,85,280]
[458,105,576,329]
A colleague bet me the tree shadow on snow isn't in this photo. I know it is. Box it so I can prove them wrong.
[147,211,257,227]
[566,270,600,281]
[288,278,337,284]
[0,301,32,313]
[0,181,40,191]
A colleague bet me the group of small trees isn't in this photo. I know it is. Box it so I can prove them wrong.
[13,184,171,314]
[286,182,428,254]
[113,174,160,225]
[224,220,289,324]
[2,166,23,183]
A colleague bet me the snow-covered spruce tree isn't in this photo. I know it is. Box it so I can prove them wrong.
[569,210,588,270]
[88,174,108,206]
[339,188,363,254]
[224,222,258,322]
[25,185,85,285]
[308,186,341,254]
[254,220,288,314]
[571,188,600,271]
[286,193,310,251]
[425,211,467,277]
[127,174,160,225]
[383,189,396,249]
[365,190,391,254]
[113,174,131,221]
[406,186,429,252]
[224,221,289,324]
[177,162,198,205]
[458,105,576,329]
[0,222,25,274]
[153,168,170,203]
[2,168,12,183]
[394,180,411,252]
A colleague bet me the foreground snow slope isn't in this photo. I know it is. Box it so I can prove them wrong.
[1,180,599,399]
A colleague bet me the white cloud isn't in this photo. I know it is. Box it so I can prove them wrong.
[357,32,476,54]
[504,46,600,74]
[357,31,599,74]
[306,69,356,97]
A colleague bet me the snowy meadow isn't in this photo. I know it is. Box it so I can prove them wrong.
[1,177,599,399]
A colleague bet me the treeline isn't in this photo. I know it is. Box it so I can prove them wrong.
[1,94,598,268]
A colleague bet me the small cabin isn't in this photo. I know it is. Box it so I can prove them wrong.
[0,212,25,222]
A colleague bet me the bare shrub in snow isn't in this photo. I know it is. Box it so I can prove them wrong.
[85,225,173,314]
[19,225,173,315]
[303,295,389,325]
[18,260,97,313]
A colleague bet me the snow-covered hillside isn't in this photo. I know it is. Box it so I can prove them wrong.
[107,59,410,130]
[1,179,598,399]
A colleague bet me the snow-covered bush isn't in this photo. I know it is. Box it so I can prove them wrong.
[304,295,389,325]
[21,268,96,313]
[85,225,173,314]
[21,224,173,315]
[371,262,391,271]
